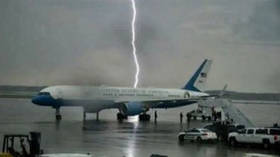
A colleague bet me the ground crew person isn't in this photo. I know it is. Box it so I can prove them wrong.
[154,111,158,123]
[186,113,191,122]
[180,112,183,124]
[186,112,191,128]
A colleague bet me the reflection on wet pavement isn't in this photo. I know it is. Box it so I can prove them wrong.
[0,98,279,157]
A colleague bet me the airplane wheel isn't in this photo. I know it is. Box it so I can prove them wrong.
[139,114,144,121]
[146,114,151,121]
[178,135,184,142]
[196,137,202,143]
[124,115,128,120]
[139,114,150,121]
[263,140,270,149]
[229,138,236,147]
[202,116,206,121]
[117,113,125,121]
[56,115,62,121]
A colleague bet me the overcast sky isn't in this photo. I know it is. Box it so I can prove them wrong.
[0,0,279,92]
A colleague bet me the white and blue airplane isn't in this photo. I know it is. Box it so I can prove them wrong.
[32,59,212,121]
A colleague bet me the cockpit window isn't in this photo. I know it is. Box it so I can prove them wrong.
[38,92,50,96]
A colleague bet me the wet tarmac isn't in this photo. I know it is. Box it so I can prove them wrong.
[0,98,279,157]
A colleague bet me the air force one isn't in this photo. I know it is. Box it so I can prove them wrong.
[32,59,212,121]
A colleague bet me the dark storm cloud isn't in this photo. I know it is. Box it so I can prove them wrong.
[0,0,279,92]
[0,0,134,86]
[231,0,280,92]
[266,72,280,92]
[234,0,280,42]
[134,0,280,91]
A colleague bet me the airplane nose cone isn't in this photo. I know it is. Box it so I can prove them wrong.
[32,96,42,105]
[31,94,57,106]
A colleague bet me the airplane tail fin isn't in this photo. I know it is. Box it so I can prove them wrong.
[183,59,212,92]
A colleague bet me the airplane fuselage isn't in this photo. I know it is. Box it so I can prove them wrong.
[31,59,212,120]
[32,85,208,113]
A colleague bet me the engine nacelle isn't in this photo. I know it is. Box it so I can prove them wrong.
[120,102,146,116]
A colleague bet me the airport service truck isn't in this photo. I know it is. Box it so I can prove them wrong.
[228,128,280,149]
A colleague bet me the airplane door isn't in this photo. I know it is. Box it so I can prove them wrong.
[245,129,255,143]
[184,91,190,99]
[236,129,246,142]
[56,89,63,99]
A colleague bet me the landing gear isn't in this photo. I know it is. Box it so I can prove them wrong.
[139,113,151,121]
[55,108,62,121]
[96,112,99,121]
[202,115,206,121]
[83,111,86,121]
[117,113,127,121]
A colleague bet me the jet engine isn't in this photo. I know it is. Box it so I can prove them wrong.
[120,102,147,116]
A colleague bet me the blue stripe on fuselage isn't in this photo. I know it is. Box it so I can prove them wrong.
[153,101,196,109]
[32,95,62,108]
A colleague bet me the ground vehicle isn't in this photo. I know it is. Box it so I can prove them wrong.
[1,132,42,157]
[0,132,92,157]
[189,109,212,121]
[204,122,245,141]
[228,128,280,149]
[178,128,217,142]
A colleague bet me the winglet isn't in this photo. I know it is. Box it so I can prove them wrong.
[183,59,212,92]
[219,84,228,97]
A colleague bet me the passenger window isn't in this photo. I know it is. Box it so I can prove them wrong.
[236,125,245,130]
[247,129,254,134]
[191,129,199,133]
[38,92,50,96]
[238,129,246,134]
[256,129,267,134]
[270,129,280,135]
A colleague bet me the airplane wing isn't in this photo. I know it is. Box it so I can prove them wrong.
[116,98,256,127]
[115,98,196,106]
[114,98,204,111]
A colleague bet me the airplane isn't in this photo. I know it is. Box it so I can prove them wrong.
[32,59,212,121]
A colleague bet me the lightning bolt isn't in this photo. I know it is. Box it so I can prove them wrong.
[130,0,140,88]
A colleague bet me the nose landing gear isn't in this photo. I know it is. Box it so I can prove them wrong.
[117,113,128,121]
[55,108,62,121]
